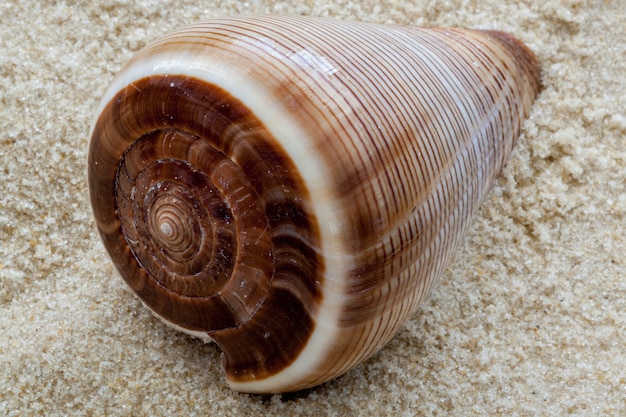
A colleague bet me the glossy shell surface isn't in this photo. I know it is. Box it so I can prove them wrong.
[88,15,540,393]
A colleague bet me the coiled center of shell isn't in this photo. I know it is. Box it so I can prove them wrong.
[146,183,207,270]
[116,129,262,301]
[89,75,323,335]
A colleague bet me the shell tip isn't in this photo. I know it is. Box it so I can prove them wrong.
[485,30,542,96]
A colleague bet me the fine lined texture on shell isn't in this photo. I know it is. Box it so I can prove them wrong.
[88,15,540,393]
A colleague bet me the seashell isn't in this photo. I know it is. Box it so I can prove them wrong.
[87,15,540,393]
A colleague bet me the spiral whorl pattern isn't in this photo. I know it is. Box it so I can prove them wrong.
[88,15,540,393]
[89,76,323,372]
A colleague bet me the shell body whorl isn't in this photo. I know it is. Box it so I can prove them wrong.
[88,15,540,393]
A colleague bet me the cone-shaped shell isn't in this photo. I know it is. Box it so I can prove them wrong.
[88,15,540,393]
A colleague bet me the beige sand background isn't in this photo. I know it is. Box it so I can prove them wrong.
[1,0,625,415]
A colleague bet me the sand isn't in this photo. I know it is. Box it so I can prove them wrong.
[1,0,625,415]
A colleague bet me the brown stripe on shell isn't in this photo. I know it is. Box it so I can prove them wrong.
[88,75,324,377]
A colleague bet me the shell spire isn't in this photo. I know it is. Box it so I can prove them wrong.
[88,15,541,393]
